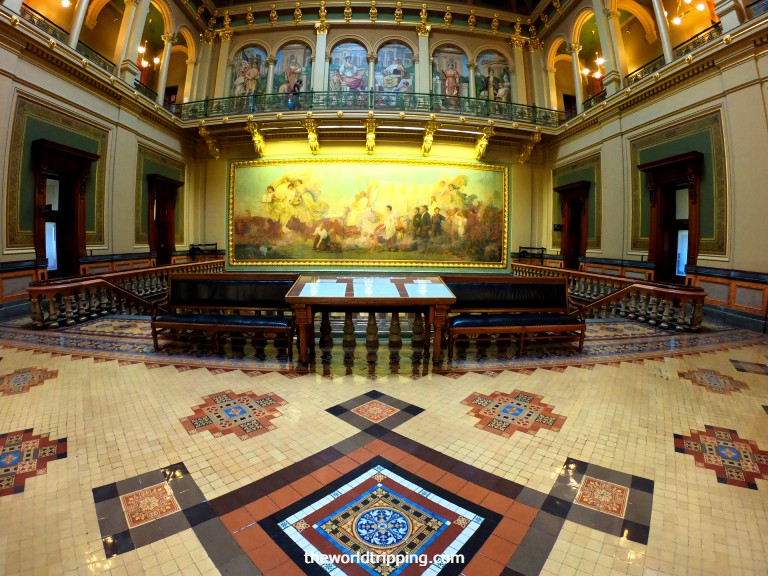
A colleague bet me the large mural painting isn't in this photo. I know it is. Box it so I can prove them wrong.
[228,159,508,269]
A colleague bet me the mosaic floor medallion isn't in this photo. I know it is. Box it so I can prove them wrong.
[0,428,67,496]
[93,463,217,558]
[0,367,58,397]
[326,391,424,436]
[260,457,501,576]
[180,390,286,440]
[678,368,749,394]
[544,457,654,544]
[574,476,629,518]
[674,425,768,489]
[461,390,566,437]
[730,359,768,376]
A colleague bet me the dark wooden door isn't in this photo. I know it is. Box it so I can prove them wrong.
[638,152,702,284]
[148,175,184,266]
[554,181,590,270]
[32,139,99,278]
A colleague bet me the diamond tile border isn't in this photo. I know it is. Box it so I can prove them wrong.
[542,457,654,545]
[678,368,749,395]
[461,390,567,438]
[674,425,768,490]
[326,390,424,436]
[0,367,58,397]
[179,390,287,440]
[0,428,67,497]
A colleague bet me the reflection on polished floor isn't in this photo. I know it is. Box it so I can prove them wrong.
[0,314,767,575]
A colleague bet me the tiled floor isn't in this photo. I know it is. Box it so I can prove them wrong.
[0,316,767,575]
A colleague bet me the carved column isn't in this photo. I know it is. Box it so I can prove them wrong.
[590,0,619,94]
[266,56,277,93]
[121,0,151,82]
[155,33,175,105]
[312,23,329,91]
[67,0,91,49]
[467,62,477,98]
[568,43,584,114]
[182,59,196,103]
[367,53,377,90]
[416,26,430,93]
[113,0,138,67]
[510,40,529,106]
[650,0,674,63]
[214,34,233,98]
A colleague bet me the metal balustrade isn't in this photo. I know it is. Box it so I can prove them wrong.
[27,260,224,328]
[625,55,666,86]
[134,80,158,101]
[174,91,562,128]
[19,4,68,43]
[75,41,116,74]
[748,0,768,17]
[583,89,607,111]
[673,23,723,58]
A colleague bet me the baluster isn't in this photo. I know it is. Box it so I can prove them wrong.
[627,292,637,320]
[389,312,402,348]
[63,295,76,325]
[28,296,43,328]
[343,312,356,346]
[412,312,424,346]
[659,298,671,329]
[647,295,658,325]
[47,296,60,326]
[76,291,88,322]
[637,293,648,323]
[366,312,379,346]
[618,294,627,317]
[89,288,100,319]
[675,298,687,331]
[690,298,703,331]
[319,311,333,347]
[108,290,118,314]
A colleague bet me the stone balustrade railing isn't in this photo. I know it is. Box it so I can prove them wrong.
[26,260,224,328]
[510,263,706,331]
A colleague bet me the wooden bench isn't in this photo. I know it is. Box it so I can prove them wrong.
[188,243,218,261]
[151,273,297,356]
[441,275,586,358]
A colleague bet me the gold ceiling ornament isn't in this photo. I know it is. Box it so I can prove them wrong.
[475,125,495,160]
[444,6,452,27]
[201,15,216,44]
[294,2,302,25]
[301,116,320,154]
[337,110,344,117]
[344,0,352,23]
[420,3,428,24]
[218,10,233,42]
[468,9,476,31]
[518,130,541,164]
[246,6,254,28]
[363,113,380,155]
[491,13,500,34]
[319,0,327,22]
[245,121,265,157]
[269,4,278,26]
[394,1,403,24]
[199,124,220,159]
[422,116,441,157]
[370,0,378,23]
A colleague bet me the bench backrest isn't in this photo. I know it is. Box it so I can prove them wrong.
[444,276,570,313]
[169,273,296,311]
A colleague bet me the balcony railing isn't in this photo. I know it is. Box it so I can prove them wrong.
[174,91,563,128]
[583,89,607,111]
[75,41,116,74]
[19,4,68,43]
[625,55,666,86]
[748,0,768,18]
[673,23,723,59]
[134,79,158,101]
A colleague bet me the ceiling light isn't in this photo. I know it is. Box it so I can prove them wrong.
[595,56,605,66]
[61,0,70,7]
[672,15,682,24]
[696,2,706,9]
[153,56,160,65]
[138,43,146,54]
[140,59,149,68]
[582,68,591,75]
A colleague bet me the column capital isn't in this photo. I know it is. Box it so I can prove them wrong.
[467,61,477,70]
[509,36,525,50]
[566,42,581,54]
[416,23,431,37]
[315,21,330,34]
[367,53,377,64]
[267,56,277,66]
[161,32,176,44]
[603,8,619,18]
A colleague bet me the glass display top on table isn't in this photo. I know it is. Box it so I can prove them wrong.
[286,275,455,302]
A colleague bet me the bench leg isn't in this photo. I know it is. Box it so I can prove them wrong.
[214,332,222,355]
[518,331,525,357]
[447,332,454,360]
[578,329,585,353]
[152,328,160,352]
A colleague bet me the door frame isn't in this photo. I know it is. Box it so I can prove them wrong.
[147,174,184,266]
[554,180,590,270]
[638,152,703,283]
[32,139,100,277]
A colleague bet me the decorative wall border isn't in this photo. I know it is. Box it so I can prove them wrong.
[6,97,108,249]
[630,110,727,255]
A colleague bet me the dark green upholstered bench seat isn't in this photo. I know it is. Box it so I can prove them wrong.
[442,276,586,358]
[151,273,297,356]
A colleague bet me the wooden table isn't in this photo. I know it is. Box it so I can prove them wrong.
[285,275,456,364]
